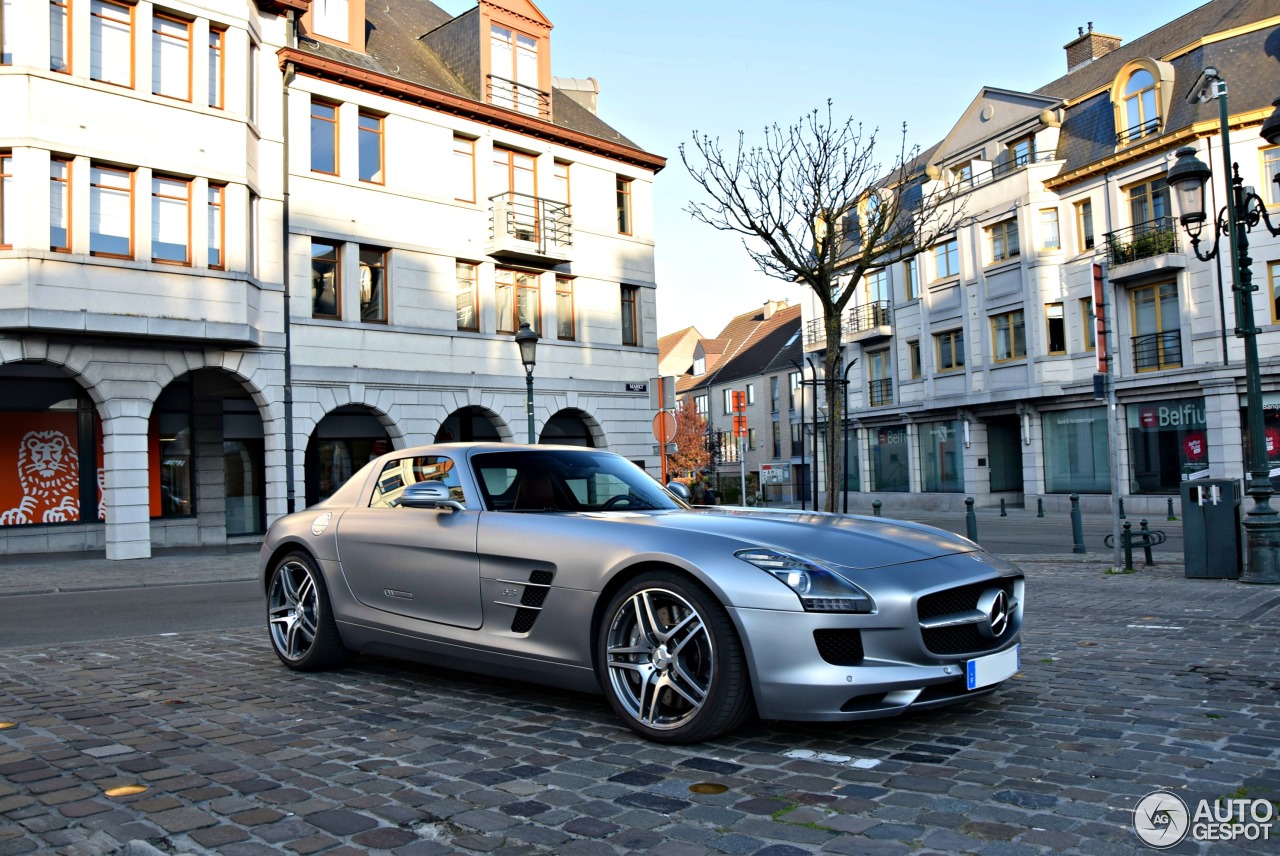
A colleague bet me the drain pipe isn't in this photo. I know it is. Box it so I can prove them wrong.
[282,11,297,513]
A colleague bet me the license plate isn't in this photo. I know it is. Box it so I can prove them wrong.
[966,644,1019,690]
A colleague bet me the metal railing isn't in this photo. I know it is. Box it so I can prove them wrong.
[804,317,826,346]
[486,75,551,118]
[1132,329,1182,371]
[944,151,1058,195]
[868,378,894,407]
[847,300,892,334]
[489,192,572,252]
[1104,216,1179,266]
[1116,117,1161,146]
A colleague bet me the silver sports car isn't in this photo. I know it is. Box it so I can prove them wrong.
[260,443,1023,743]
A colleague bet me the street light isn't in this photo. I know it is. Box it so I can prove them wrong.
[515,322,538,444]
[1164,70,1280,585]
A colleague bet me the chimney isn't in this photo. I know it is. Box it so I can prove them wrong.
[761,299,788,319]
[1064,22,1121,73]
[552,77,599,115]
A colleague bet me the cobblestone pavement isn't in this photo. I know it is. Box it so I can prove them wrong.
[1,553,1278,855]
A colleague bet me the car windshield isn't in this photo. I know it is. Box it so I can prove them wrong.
[471,449,682,513]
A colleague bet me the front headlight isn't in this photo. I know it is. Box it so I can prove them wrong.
[735,549,875,613]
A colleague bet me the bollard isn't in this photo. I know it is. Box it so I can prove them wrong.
[965,497,978,541]
[1036,497,1044,518]
[1000,498,1007,517]
[1122,521,1134,571]
[1117,497,1126,519]
[1070,493,1086,554]
[1139,519,1154,566]
[872,500,882,517]
[1167,497,1178,521]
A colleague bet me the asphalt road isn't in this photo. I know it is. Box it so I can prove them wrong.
[0,580,261,648]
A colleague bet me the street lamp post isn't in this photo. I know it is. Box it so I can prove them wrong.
[1165,72,1280,585]
[515,322,539,444]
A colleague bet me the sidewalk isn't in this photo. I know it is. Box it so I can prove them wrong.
[0,545,260,597]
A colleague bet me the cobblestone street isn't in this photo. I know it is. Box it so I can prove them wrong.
[1,554,1277,855]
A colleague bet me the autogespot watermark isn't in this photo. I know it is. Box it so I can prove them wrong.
[1133,790,1276,848]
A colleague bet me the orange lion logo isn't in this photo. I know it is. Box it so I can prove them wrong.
[0,430,81,525]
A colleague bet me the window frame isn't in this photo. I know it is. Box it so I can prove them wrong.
[1262,147,1280,207]
[151,12,192,102]
[616,175,632,236]
[933,238,959,280]
[89,163,134,259]
[1270,261,1280,324]
[495,267,540,335]
[555,275,574,340]
[1126,176,1170,228]
[1130,282,1181,371]
[987,218,1020,264]
[150,174,191,265]
[90,0,133,88]
[991,310,1028,362]
[1045,303,1066,355]
[1076,198,1095,251]
[207,25,225,109]
[455,261,479,332]
[0,151,11,248]
[50,0,71,73]
[904,256,919,301]
[620,283,639,346]
[1009,134,1034,167]
[934,329,965,373]
[357,111,384,184]
[207,182,225,269]
[453,135,476,203]
[552,159,570,203]
[310,239,341,320]
[907,340,921,379]
[50,157,71,252]
[358,246,387,323]
[310,99,339,176]
[1081,297,1096,352]
[1040,207,1061,250]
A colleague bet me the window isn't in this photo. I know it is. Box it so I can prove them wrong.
[904,256,919,300]
[311,240,340,319]
[1131,282,1181,371]
[694,394,708,418]
[868,350,892,406]
[91,0,132,86]
[988,219,1019,263]
[935,329,964,372]
[90,165,132,257]
[1270,261,1280,323]
[746,384,755,405]
[358,248,386,322]
[555,276,574,340]
[920,420,963,493]
[1127,176,1169,227]
[0,152,11,247]
[248,192,259,277]
[447,136,475,203]
[1263,148,1280,207]
[204,184,224,268]
[50,158,71,251]
[552,160,570,203]
[951,163,972,186]
[248,43,258,122]
[771,422,780,458]
[2,0,13,64]
[788,371,801,410]
[747,428,757,452]
[693,355,705,375]
[907,340,921,378]
[934,239,959,279]
[496,267,539,334]
[1010,135,1034,167]
[1120,68,1158,144]
[1040,208,1060,250]
[1045,407,1110,493]
[152,14,191,101]
[616,176,632,235]
[492,147,537,239]
[790,422,801,458]
[358,112,383,184]
[1076,199,1095,250]
[51,0,71,72]
[310,100,338,175]
[312,0,349,42]
[620,284,639,346]
[456,261,478,331]
[865,269,888,304]
[723,389,733,414]
[489,23,540,115]
[770,376,779,412]
[151,175,190,264]
[208,27,225,108]
[1081,297,1096,351]
[369,455,465,509]
[991,310,1027,362]
[1045,303,1065,354]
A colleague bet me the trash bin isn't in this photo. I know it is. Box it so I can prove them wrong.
[1181,479,1242,579]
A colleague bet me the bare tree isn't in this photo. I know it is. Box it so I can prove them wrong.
[681,101,961,512]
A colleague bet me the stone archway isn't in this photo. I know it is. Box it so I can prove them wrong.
[305,405,394,506]
[541,408,604,447]
[436,406,506,443]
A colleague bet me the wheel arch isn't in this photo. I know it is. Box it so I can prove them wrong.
[261,539,321,593]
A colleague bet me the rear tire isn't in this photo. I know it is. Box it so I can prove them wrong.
[266,551,350,671]
[598,571,753,743]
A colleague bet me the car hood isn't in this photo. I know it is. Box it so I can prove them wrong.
[586,506,980,570]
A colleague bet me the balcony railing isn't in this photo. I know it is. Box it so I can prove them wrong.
[868,378,894,407]
[1116,117,1160,146]
[1132,329,1182,372]
[847,300,892,334]
[486,75,551,119]
[943,151,1058,196]
[1105,217,1179,266]
[488,192,572,261]
[804,317,826,346]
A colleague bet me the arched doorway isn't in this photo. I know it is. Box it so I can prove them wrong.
[541,409,601,447]
[305,406,393,506]
[436,406,505,443]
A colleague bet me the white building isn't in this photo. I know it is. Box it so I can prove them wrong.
[0,0,664,558]
[802,1,1280,517]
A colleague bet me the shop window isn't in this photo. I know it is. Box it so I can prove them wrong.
[1044,407,1110,493]
[1126,397,1207,493]
[919,420,963,492]
[871,425,909,492]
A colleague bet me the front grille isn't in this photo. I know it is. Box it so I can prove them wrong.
[814,629,864,665]
[921,624,989,655]
[917,576,1020,656]
[918,579,1011,619]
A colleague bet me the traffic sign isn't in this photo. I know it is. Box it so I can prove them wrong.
[652,410,676,443]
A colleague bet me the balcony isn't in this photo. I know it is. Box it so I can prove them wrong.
[1132,329,1182,372]
[1116,117,1160,147]
[846,300,892,344]
[486,192,572,264]
[868,378,894,407]
[1105,217,1185,283]
[486,75,551,119]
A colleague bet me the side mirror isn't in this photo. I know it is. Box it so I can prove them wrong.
[665,481,691,502]
[396,481,465,511]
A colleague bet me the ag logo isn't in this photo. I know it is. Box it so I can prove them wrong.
[1133,790,1189,848]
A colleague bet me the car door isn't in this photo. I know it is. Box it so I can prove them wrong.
[335,453,482,629]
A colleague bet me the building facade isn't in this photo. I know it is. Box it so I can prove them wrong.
[801,0,1280,516]
[0,0,664,558]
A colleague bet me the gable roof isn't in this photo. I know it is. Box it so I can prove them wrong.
[689,304,802,393]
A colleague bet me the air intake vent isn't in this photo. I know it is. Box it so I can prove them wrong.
[814,629,864,665]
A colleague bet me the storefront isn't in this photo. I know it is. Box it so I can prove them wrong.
[1245,392,1280,489]
[871,424,909,492]
[1127,397,1208,493]
[1043,406,1111,493]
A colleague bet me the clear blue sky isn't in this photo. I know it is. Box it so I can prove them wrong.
[437,0,1209,337]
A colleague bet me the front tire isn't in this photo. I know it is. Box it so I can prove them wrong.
[599,571,753,743]
[266,551,350,671]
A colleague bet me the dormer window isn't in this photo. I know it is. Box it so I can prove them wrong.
[1121,69,1156,142]
[490,24,542,116]
[313,0,348,43]
[1111,59,1174,147]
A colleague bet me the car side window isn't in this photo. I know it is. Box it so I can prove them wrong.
[368,455,466,508]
